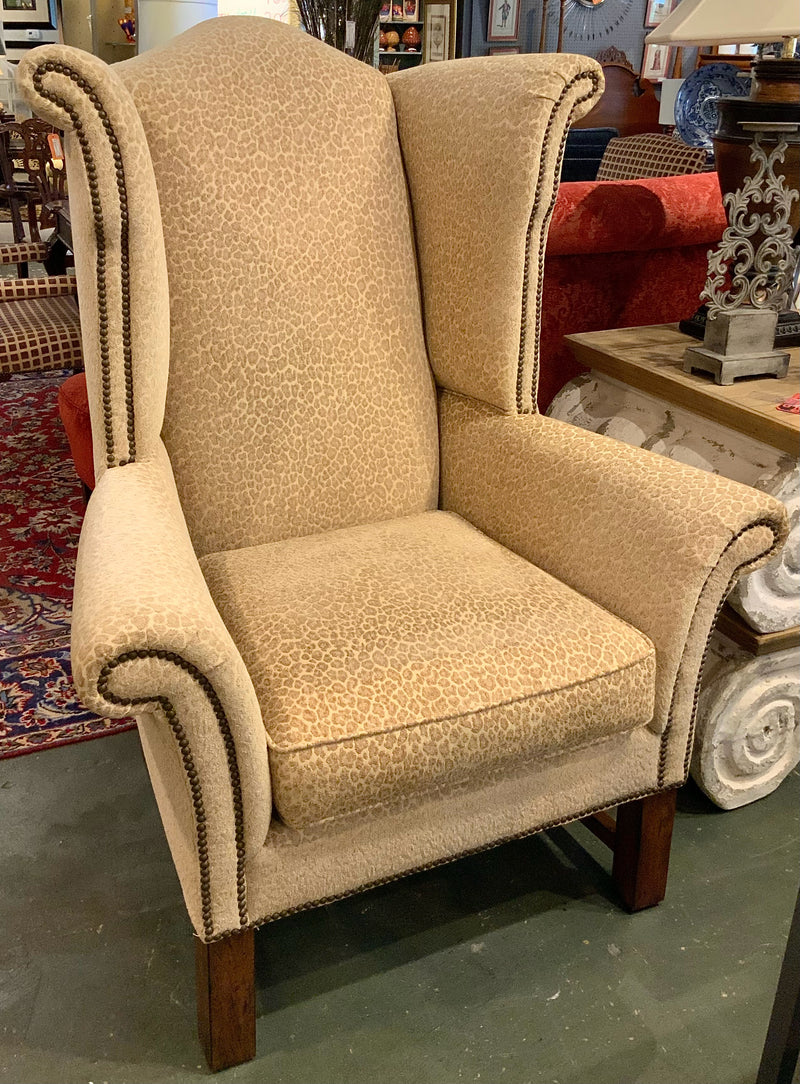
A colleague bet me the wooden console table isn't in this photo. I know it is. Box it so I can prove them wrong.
[549,324,799,810]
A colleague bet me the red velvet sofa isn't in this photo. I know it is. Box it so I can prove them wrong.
[538,170,725,410]
[59,170,726,489]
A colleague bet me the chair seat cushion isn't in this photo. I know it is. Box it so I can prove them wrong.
[200,512,656,829]
[0,295,82,375]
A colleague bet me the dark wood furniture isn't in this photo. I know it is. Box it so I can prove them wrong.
[0,118,67,275]
[757,879,800,1084]
[573,63,661,138]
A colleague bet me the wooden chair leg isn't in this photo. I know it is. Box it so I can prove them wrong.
[195,927,256,1071]
[612,789,677,912]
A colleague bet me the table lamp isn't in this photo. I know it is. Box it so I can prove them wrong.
[646,0,799,384]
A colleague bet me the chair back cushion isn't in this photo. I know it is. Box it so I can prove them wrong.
[113,18,438,555]
[596,132,709,181]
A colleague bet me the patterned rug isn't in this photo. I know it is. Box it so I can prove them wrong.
[0,370,135,758]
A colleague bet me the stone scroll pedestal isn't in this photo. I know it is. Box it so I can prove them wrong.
[548,373,799,809]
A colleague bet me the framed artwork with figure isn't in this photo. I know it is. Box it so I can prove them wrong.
[424,0,457,61]
[641,42,673,80]
[487,0,519,42]
[644,0,675,28]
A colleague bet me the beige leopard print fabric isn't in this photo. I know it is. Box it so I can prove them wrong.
[389,54,603,412]
[70,445,272,874]
[200,511,656,828]
[112,17,439,558]
[439,391,788,748]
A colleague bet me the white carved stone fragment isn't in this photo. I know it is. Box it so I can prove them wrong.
[728,467,800,633]
[691,636,800,810]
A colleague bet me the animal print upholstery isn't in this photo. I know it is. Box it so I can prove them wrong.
[16,24,788,944]
[200,511,656,828]
[390,55,603,412]
[113,18,439,557]
[438,392,788,780]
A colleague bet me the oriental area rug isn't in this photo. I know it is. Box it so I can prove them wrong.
[0,370,134,758]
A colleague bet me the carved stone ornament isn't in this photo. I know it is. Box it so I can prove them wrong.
[691,636,799,810]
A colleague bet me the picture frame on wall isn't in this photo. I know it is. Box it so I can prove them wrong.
[641,42,674,80]
[2,0,55,27]
[487,0,519,42]
[488,45,520,54]
[644,0,675,29]
[424,0,456,61]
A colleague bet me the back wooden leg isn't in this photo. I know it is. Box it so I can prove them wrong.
[195,928,256,1071]
[612,789,677,912]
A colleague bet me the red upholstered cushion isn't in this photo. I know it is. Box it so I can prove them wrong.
[58,372,95,490]
[536,172,727,412]
[548,172,726,256]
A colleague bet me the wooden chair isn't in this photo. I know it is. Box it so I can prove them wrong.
[0,118,67,275]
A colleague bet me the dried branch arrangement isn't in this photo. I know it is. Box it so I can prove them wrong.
[295,0,383,63]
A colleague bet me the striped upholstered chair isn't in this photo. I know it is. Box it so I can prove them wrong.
[0,241,82,377]
[18,19,787,1071]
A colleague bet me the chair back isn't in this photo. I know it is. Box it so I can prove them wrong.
[18,19,439,557]
[116,18,439,555]
[0,118,65,243]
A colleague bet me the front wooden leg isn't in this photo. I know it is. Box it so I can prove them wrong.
[195,928,256,1071]
[612,789,677,912]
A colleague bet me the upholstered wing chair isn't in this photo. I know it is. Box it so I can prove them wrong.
[18,20,787,1072]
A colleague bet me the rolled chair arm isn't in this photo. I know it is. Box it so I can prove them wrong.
[72,445,272,939]
[439,391,789,786]
[0,241,51,265]
[0,275,76,301]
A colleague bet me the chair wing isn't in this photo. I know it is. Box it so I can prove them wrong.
[390,55,603,412]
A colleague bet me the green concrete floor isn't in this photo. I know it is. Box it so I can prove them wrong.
[0,731,797,1084]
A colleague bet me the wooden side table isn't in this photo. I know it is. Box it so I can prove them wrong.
[549,323,799,810]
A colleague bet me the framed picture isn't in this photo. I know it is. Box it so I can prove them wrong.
[403,0,418,19]
[488,45,519,54]
[644,0,674,28]
[641,42,673,81]
[487,0,519,42]
[424,1,455,62]
[2,0,56,27]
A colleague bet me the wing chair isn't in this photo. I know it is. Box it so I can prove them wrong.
[18,19,788,1072]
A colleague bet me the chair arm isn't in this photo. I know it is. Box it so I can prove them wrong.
[0,275,76,301]
[72,445,271,939]
[439,391,789,786]
[0,241,51,265]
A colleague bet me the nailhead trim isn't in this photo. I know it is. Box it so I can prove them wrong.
[657,517,782,787]
[97,649,249,938]
[517,69,601,415]
[202,781,679,942]
[32,60,136,468]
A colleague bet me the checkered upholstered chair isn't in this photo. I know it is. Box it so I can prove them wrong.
[19,20,788,1071]
[0,243,82,377]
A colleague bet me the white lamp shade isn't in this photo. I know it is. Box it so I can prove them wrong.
[646,0,800,46]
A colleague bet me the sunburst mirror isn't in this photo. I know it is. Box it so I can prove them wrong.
[563,0,634,42]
